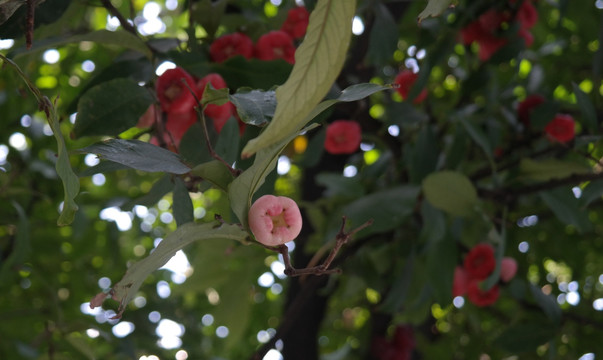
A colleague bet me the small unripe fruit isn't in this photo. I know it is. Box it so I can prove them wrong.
[248,195,303,246]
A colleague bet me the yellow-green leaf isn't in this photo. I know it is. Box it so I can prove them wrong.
[241,0,356,158]
[422,171,478,217]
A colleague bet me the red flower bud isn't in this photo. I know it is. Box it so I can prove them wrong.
[255,30,296,64]
[464,243,496,280]
[248,195,303,246]
[500,257,518,282]
[210,33,254,63]
[155,67,197,114]
[324,120,362,155]
[544,114,575,143]
[394,70,428,104]
[517,0,538,29]
[281,6,310,39]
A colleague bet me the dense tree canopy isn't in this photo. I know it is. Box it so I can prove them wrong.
[1,0,602,359]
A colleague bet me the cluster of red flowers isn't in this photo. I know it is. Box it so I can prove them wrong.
[453,243,518,307]
[209,7,309,65]
[324,119,362,155]
[372,325,415,360]
[393,69,428,104]
[517,94,576,143]
[461,0,538,61]
[137,66,238,151]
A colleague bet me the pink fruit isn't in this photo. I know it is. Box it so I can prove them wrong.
[248,195,303,246]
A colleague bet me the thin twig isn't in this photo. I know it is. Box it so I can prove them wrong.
[184,81,241,177]
[99,0,138,36]
[261,217,374,277]
[26,0,35,49]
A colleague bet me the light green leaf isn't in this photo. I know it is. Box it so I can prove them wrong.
[73,78,154,138]
[96,221,249,318]
[417,0,453,23]
[241,0,356,157]
[422,171,479,217]
[519,158,591,182]
[77,139,191,175]
[230,124,320,226]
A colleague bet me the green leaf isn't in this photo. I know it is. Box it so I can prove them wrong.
[409,125,439,184]
[315,173,365,198]
[340,185,420,237]
[422,171,479,217]
[190,160,235,192]
[572,82,598,133]
[214,117,240,164]
[190,0,227,38]
[366,3,398,66]
[426,234,456,304]
[201,84,230,106]
[0,0,26,25]
[12,29,153,59]
[540,187,593,233]
[241,0,356,157]
[494,322,557,353]
[417,0,452,23]
[77,139,191,174]
[579,178,603,208]
[172,177,194,226]
[122,175,174,210]
[229,88,276,126]
[459,118,493,159]
[73,78,154,138]
[379,251,416,313]
[94,221,249,318]
[206,57,292,90]
[0,202,30,282]
[519,158,591,182]
[529,283,562,324]
[78,160,131,177]
[0,54,80,225]
[229,124,320,226]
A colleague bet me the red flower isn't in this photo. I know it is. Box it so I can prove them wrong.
[324,120,362,155]
[463,243,496,280]
[197,73,234,133]
[155,67,197,114]
[393,325,415,351]
[500,257,518,282]
[517,94,546,125]
[453,266,469,297]
[281,6,310,39]
[394,70,428,104]
[209,32,254,63]
[545,114,575,143]
[255,30,296,64]
[467,280,500,307]
[478,35,508,61]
